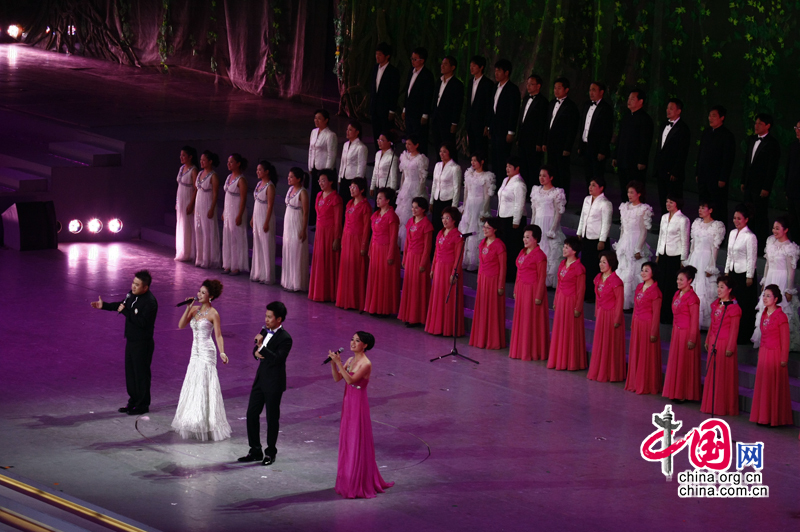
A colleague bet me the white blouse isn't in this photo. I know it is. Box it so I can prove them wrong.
[371,149,399,191]
[577,193,612,241]
[724,226,758,278]
[430,159,463,206]
[338,138,368,181]
[656,210,690,260]
[308,127,338,171]
[497,174,527,225]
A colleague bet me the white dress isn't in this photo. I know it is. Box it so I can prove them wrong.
[281,186,309,291]
[397,151,430,250]
[250,181,276,284]
[613,202,653,309]
[529,185,566,287]
[685,219,726,328]
[171,310,231,441]
[175,164,196,261]
[222,174,250,272]
[459,169,496,270]
[751,236,800,350]
[194,171,221,269]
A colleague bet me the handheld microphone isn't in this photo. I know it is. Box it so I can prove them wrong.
[118,292,132,314]
[322,347,345,365]
[460,232,475,239]
[176,297,196,307]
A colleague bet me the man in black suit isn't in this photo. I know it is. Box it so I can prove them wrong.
[785,119,800,227]
[695,105,736,229]
[517,73,549,191]
[741,113,781,245]
[402,47,435,155]
[465,55,494,157]
[488,59,520,175]
[543,77,579,204]
[91,270,158,416]
[239,301,293,466]
[370,42,400,153]
[577,81,613,191]
[612,88,654,196]
[431,55,464,157]
[654,98,691,217]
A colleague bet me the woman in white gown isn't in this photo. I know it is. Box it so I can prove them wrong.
[685,200,726,329]
[752,216,800,350]
[175,146,198,261]
[221,153,250,275]
[529,165,565,287]
[250,160,277,284]
[194,150,222,269]
[397,135,429,250]
[458,152,496,271]
[172,279,231,441]
[281,167,310,291]
[612,180,653,309]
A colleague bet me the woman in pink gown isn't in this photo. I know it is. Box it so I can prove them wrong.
[328,331,394,499]
[662,266,702,401]
[308,170,343,302]
[624,262,663,394]
[509,224,549,361]
[425,207,465,337]
[364,188,401,315]
[547,236,587,371]
[469,217,507,349]
[587,250,626,382]
[335,178,372,310]
[398,197,434,327]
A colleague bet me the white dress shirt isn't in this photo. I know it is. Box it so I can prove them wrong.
[661,116,680,147]
[260,324,283,350]
[550,98,564,129]
[751,134,767,163]
[375,62,388,90]
[577,193,613,242]
[437,75,452,107]
[430,159,462,207]
[308,127,338,170]
[497,174,527,226]
[724,226,758,278]
[655,210,690,261]
[338,138,368,181]
[471,75,482,104]
[371,149,399,191]
[581,101,598,142]
[522,96,535,122]
[492,81,515,135]
[404,67,428,119]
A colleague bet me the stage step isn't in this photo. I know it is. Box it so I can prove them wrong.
[140,225,175,248]
[48,141,122,167]
[0,167,48,192]
[280,144,311,164]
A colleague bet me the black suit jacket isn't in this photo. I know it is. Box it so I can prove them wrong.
[489,81,521,138]
[370,63,400,118]
[695,125,735,185]
[578,99,613,157]
[786,141,800,200]
[517,93,549,149]
[614,109,654,170]
[254,327,293,392]
[466,75,495,137]
[544,97,579,153]
[654,119,691,181]
[402,67,435,124]
[742,133,781,193]
[101,291,158,341]
[432,76,464,130]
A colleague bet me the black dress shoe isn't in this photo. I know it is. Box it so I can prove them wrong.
[238,453,263,463]
[127,407,149,416]
[118,407,130,413]
[261,455,275,466]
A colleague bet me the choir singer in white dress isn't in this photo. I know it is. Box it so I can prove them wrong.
[529,165,566,286]
[175,146,198,261]
[221,154,250,275]
[458,151,495,270]
[194,150,222,269]
[685,199,726,328]
[397,134,430,250]
[250,160,277,285]
[613,180,653,309]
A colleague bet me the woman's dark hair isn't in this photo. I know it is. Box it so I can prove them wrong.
[599,249,619,272]
[315,108,330,121]
[134,270,152,287]
[257,159,278,184]
[506,155,521,169]
[318,169,336,186]
[539,165,556,179]
[201,150,219,167]
[774,214,792,235]
[289,166,308,187]
[442,206,462,226]
[678,265,698,282]
[412,196,429,212]
[698,197,716,219]
[181,145,198,166]
[642,261,659,281]
[666,193,683,211]
[483,217,502,239]
[376,187,396,207]
[230,153,249,172]
[626,180,644,197]
[355,331,376,351]
[266,301,287,321]
[406,134,420,147]
[471,151,486,169]
[202,279,223,300]
[591,176,606,190]
[734,203,750,220]
[564,235,581,256]
[350,177,367,194]
[764,284,783,304]
[524,224,542,242]
[348,120,363,138]
[716,274,736,291]
[441,141,458,163]
[380,130,397,145]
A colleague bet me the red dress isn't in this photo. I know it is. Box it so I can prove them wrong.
[587,272,626,382]
[398,216,434,325]
[469,238,507,349]
[624,282,663,394]
[547,260,587,370]
[700,299,741,415]
[749,308,793,426]
[364,207,401,314]
[425,228,465,337]
[509,247,549,360]
[335,199,371,310]
[662,288,701,400]
[309,191,343,302]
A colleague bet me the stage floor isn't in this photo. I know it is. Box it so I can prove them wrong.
[2,241,799,531]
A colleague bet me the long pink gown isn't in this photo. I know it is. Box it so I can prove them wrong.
[624,282,663,394]
[700,299,741,416]
[749,308,793,426]
[587,272,626,382]
[662,288,701,400]
[547,260,587,370]
[509,247,549,360]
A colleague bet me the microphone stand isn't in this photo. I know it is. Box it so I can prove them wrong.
[431,234,479,364]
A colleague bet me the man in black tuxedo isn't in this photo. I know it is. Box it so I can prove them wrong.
[517,73,549,190]
[431,55,464,158]
[741,113,781,245]
[488,59,520,175]
[91,270,158,416]
[612,88,654,195]
[543,77,579,204]
[577,81,613,192]
[695,105,736,229]
[239,301,293,466]
[370,42,400,153]
[402,47,435,155]
[465,55,494,157]
[654,98,691,217]
[785,119,800,226]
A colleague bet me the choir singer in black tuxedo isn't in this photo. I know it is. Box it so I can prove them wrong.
[612,88,653,196]
[543,77,579,204]
[695,105,736,229]
[741,113,781,245]
[466,55,494,157]
[654,98,690,217]
[402,47,435,155]
[577,81,613,189]
[517,74,549,191]
[432,55,464,158]
[488,59,520,174]
[239,301,293,466]
[370,42,400,153]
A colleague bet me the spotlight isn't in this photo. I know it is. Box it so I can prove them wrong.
[108,218,123,233]
[68,219,83,234]
[87,218,103,233]
[7,25,21,39]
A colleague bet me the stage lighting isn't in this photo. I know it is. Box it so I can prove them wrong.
[7,25,21,39]
[108,218,123,233]
[87,218,103,233]
[68,219,83,233]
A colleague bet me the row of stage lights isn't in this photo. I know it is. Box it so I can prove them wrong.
[67,219,123,234]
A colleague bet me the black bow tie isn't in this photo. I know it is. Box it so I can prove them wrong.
[590,101,597,106]
[667,121,674,127]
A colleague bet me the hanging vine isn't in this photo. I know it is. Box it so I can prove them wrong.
[156,0,173,71]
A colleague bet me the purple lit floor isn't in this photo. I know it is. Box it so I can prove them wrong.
[2,241,800,532]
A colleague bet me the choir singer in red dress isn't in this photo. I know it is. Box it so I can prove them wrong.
[587,250,626,382]
[547,236,587,370]
[662,265,701,401]
[364,188,401,315]
[398,197,434,327]
[425,207,465,337]
[469,217,507,349]
[624,262,663,394]
[509,224,549,361]
[336,178,372,311]
[309,170,343,302]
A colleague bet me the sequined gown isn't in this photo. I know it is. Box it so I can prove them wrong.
[175,164,196,261]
